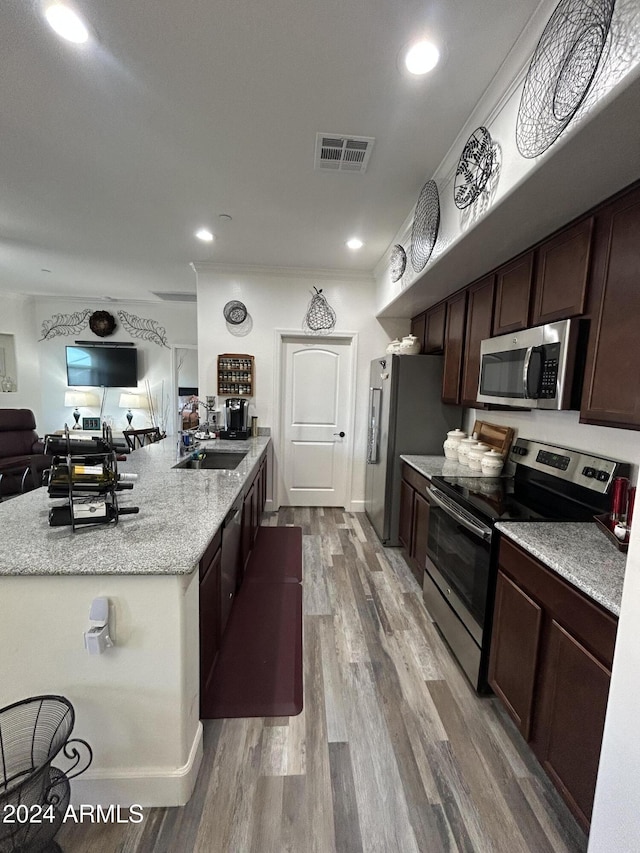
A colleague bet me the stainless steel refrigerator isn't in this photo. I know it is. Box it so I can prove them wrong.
[365,354,459,545]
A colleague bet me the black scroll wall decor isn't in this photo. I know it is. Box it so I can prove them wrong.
[516,0,616,158]
[389,244,407,283]
[410,180,440,273]
[454,127,494,209]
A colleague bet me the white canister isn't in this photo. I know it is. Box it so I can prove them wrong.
[386,339,401,354]
[399,334,421,355]
[481,449,505,476]
[443,429,467,459]
[467,443,491,471]
[457,437,479,466]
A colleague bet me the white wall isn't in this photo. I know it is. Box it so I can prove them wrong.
[0,293,43,422]
[463,408,640,482]
[33,298,197,435]
[194,266,407,508]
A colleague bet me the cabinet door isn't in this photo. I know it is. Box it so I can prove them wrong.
[493,252,534,334]
[200,545,222,700]
[532,217,593,325]
[460,275,495,407]
[411,491,430,585]
[533,620,611,830]
[410,312,427,354]
[441,291,467,405]
[398,479,414,552]
[424,303,447,353]
[241,481,255,571]
[581,189,640,429]
[488,570,543,739]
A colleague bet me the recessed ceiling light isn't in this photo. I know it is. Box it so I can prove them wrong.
[218,213,233,222]
[346,237,364,250]
[404,40,440,75]
[195,228,214,242]
[44,3,89,44]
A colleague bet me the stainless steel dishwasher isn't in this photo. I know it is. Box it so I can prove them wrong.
[220,494,242,634]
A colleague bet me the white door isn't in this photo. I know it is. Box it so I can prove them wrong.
[281,336,354,506]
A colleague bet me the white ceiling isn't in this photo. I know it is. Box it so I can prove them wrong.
[0,0,543,303]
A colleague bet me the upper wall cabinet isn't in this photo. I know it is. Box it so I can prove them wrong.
[460,275,495,408]
[424,302,447,353]
[442,291,467,405]
[532,218,593,326]
[409,312,426,354]
[493,252,535,335]
[581,187,640,429]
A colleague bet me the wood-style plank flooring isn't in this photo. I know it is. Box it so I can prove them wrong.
[57,508,587,853]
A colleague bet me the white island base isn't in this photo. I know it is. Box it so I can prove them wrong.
[2,570,202,807]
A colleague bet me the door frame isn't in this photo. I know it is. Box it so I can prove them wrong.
[273,329,359,511]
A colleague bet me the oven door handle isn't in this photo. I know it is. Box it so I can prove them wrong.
[427,485,492,542]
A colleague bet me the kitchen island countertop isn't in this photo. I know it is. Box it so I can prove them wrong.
[496,521,626,617]
[0,435,270,576]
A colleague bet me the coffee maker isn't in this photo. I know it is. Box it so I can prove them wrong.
[220,398,250,440]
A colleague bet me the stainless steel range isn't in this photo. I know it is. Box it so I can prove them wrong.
[422,438,630,694]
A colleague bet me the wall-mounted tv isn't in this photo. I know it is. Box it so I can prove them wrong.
[66,345,138,387]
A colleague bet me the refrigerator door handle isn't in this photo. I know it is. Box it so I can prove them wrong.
[367,386,381,464]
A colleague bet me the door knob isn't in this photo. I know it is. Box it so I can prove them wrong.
[333,431,345,438]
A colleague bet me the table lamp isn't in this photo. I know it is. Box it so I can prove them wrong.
[64,391,95,429]
[119,393,147,427]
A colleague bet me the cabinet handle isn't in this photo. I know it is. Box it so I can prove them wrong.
[333,431,345,438]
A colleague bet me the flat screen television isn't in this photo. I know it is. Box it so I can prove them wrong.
[66,345,138,387]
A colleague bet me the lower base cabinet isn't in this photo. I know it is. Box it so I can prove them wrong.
[489,537,617,831]
[199,529,222,708]
[399,462,430,586]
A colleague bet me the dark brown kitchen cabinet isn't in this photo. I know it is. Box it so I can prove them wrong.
[399,462,430,586]
[441,291,467,405]
[531,217,593,325]
[199,529,222,712]
[241,479,256,573]
[490,536,617,831]
[410,312,427,353]
[424,302,447,353]
[460,275,495,407]
[493,252,534,335]
[489,570,542,739]
[581,186,640,429]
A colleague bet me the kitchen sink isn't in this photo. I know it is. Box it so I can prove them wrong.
[173,451,247,470]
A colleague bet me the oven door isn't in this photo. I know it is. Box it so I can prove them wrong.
[423,483,493,687]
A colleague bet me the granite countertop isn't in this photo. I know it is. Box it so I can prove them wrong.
[495,521,627,617]
[0,436,270,577]
[400,454,505,479]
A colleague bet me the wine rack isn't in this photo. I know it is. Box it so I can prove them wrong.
[44,425,139,530]
[217,353,254,396]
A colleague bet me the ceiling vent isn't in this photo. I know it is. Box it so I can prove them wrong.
[151,291,197,302]
[314,133,375,173]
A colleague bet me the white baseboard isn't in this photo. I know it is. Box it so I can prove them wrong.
[70,722,203,808]
[348,499,366,513]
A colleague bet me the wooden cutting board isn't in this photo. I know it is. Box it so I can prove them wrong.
[472,419,514,456]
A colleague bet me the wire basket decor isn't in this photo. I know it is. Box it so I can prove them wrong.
[389,244,407,282]
[454,127,494,209]
[0,695,93,853]
[223,300,248,325]
[410,180,440,273]
[516,0,615,158]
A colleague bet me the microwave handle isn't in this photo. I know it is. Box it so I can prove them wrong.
[523,346,544,399]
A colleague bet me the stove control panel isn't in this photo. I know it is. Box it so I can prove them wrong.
[510,438,629,494]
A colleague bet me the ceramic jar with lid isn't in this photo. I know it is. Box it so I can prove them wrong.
[398,334,421,355]
[467,443,491,471]
[457,437,479,466]
[386,339,401,354]
[443,429,466,459]
[481,449,505,476]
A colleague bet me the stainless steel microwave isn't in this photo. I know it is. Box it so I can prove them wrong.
[477,319,581,409]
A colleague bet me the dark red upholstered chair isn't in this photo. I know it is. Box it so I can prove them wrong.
[0,409,51,500]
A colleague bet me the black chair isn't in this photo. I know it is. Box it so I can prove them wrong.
[122,427,164,451]
[0,695,92,853]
